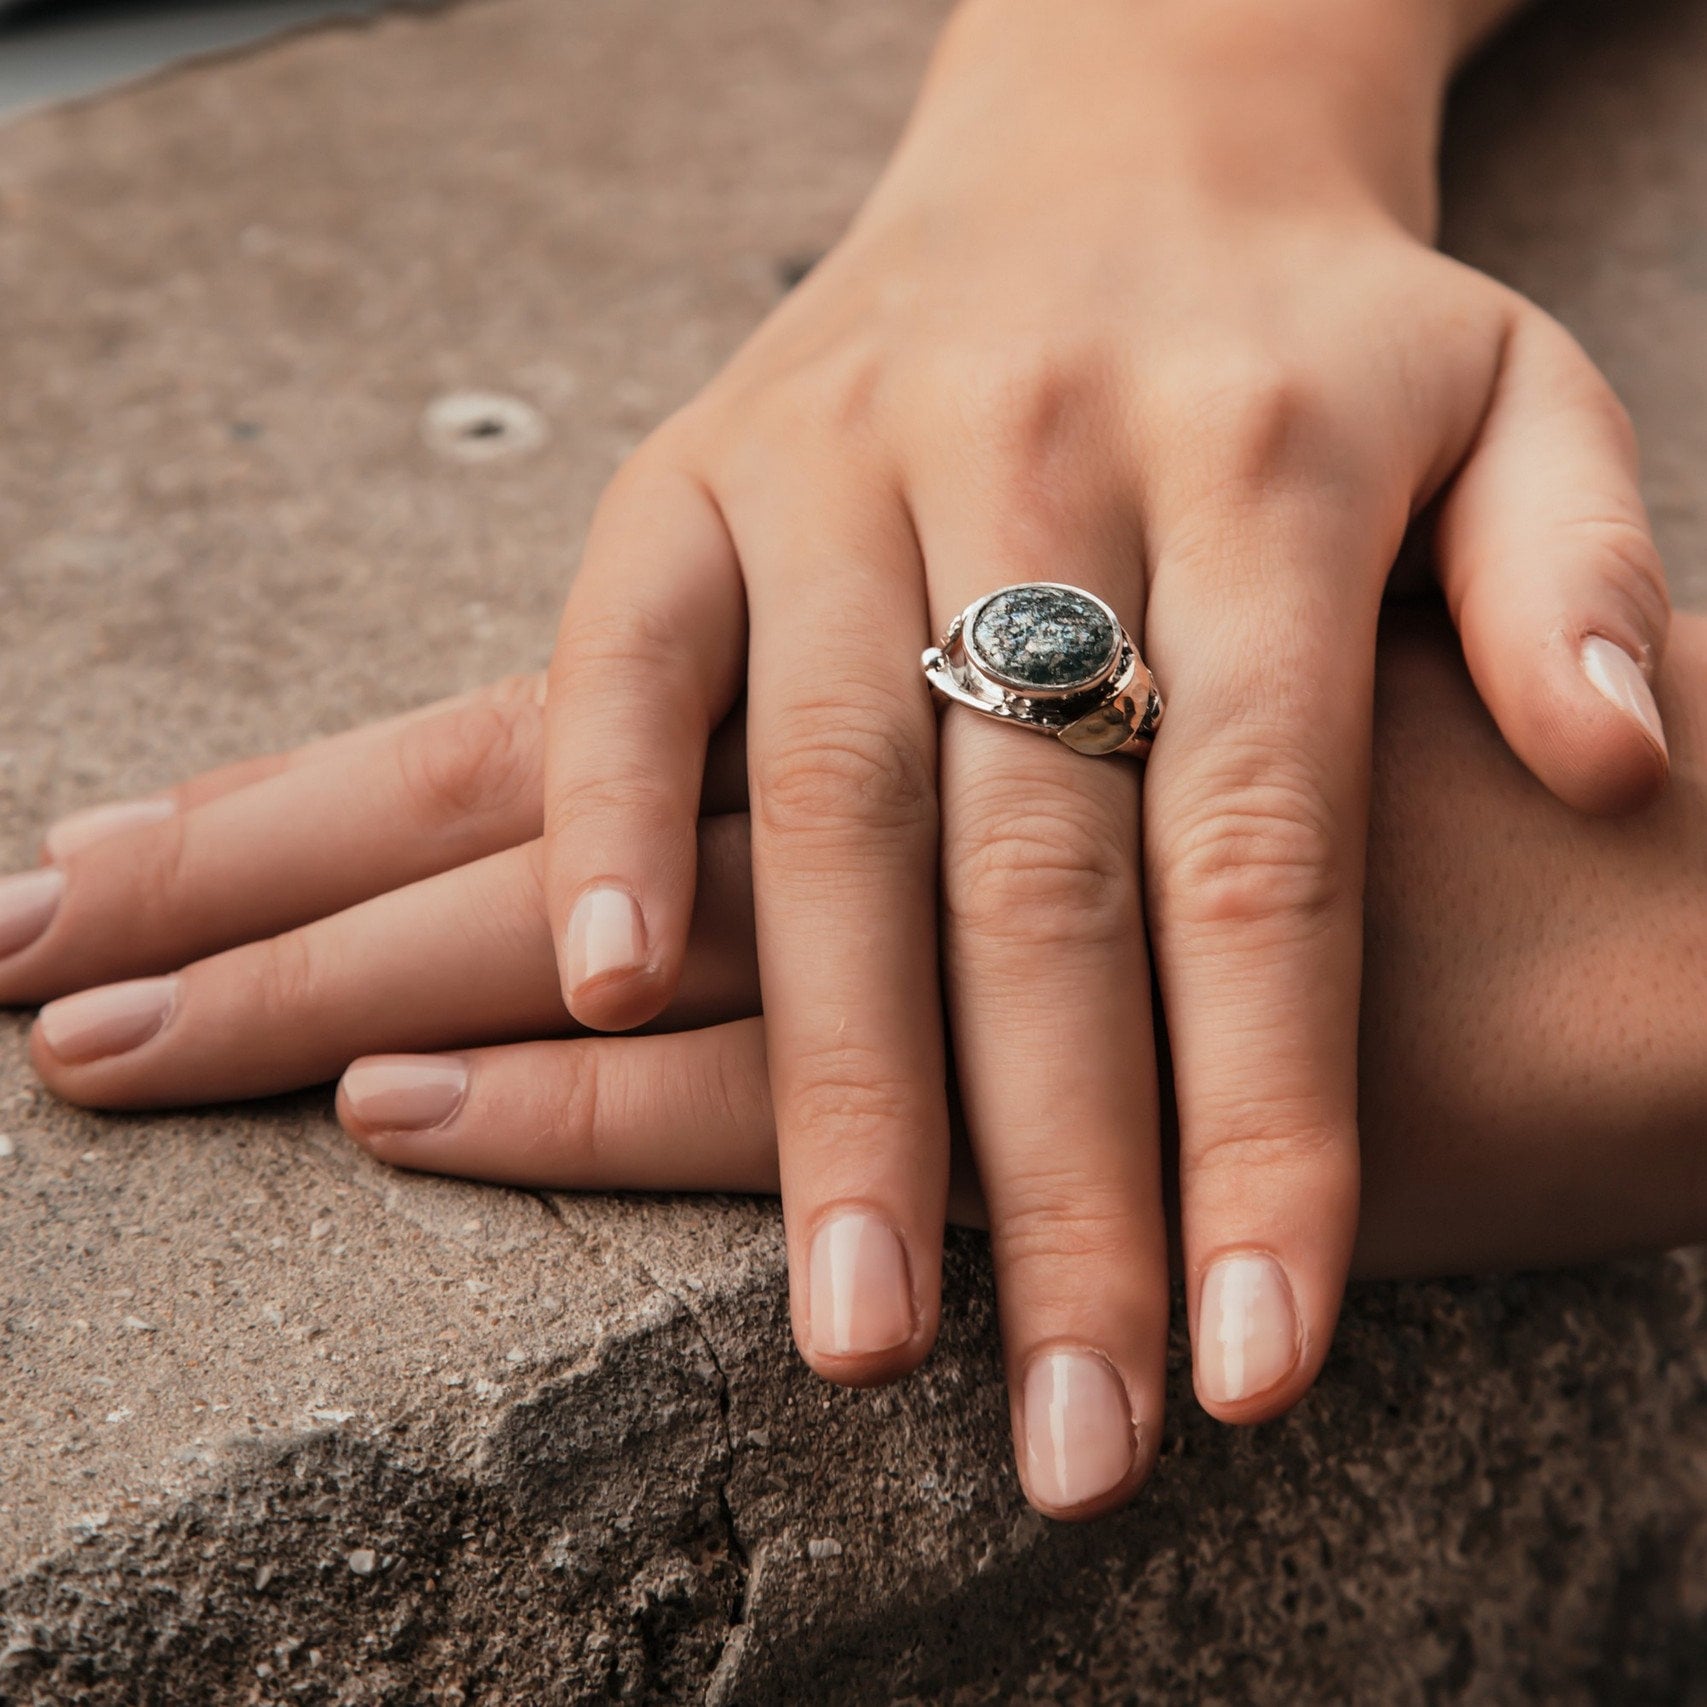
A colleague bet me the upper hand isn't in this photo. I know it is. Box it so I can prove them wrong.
[539,0,1671,1512]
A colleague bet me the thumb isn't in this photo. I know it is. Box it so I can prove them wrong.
[1437,302,1670,816]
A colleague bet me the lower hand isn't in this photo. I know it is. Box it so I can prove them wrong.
[5,612,1703,1401]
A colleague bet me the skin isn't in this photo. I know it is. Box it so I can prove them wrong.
[536,0,1672,1511]
[5,612,1705,1481]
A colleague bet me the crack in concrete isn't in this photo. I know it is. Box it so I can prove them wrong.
[624,1253,754,1702]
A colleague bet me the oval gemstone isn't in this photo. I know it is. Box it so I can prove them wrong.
[969,585,1117,690]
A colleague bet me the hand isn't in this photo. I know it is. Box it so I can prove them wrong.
[536,0,1673,1508]
[6,611,1704,1369]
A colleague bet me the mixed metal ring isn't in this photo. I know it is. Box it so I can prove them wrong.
[921,582,1163,759]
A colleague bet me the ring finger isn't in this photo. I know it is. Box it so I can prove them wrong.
[924,496,1167,1518]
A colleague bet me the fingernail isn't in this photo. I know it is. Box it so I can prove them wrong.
[1021,1348,1137,1511]
[1196,1251,1301,1406]
[0,866,65,959]
[37,976,178,1064]
[564,884,647,993]
[1581,635,1667,759]
[340,1055,468,1132]
[44,796,175,861]
[807,1209,914,1359]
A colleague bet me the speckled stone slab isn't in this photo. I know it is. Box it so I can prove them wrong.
[2,0,1706,1701]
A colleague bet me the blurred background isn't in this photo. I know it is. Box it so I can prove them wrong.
[0,0,390,118]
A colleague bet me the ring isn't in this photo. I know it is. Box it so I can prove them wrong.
[921,583,1162,758]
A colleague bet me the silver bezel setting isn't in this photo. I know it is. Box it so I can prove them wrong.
[921,581,1163,758]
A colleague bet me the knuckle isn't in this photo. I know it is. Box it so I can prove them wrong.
[715,356,887,487]
[801,348,888,437]
[1573,513,1670,641]
[939,346,1101,461]
[521,1048,604,1168]
[783,1039,926,1153]
[753,708,934,843]
[1561,355,1641,465]
[485,670,549,715]
[130,809,194,930]
[252,927,321,1024]
[396,700,535,827]
[1180,1116,1347,1186]
[1152,758,1342,938]
[709,1029,773,1136]
[989,1163,1142,1276]
[592,435,681,516]
[557,599,685,684]
[545,768,685,848]
[1187,355,1345,493]
[946,805,1136,951]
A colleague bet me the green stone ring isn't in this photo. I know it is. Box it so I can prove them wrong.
[921,583,1162,758]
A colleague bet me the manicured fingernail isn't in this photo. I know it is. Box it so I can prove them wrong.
[1021,1348,1137,1511]
[0,866,65,959]
[807,1209,914,1359]
[1581,635,1667,758]
[1196,1251,1301,1406]
[340,1055,468,1132]
[44,796,175,861]
[564,884,647,993]
[36,976,178,1064]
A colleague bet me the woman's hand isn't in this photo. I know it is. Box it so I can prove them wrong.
[536,0,1672,1508]
[6,611,1707,1482]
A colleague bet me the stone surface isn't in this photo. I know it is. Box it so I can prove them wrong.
[2,0,1707,1701]
[970,586,1118,691]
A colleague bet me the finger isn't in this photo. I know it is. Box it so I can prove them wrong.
[1439,302,1670,815]
[29,819,758,1109]
[932,566,1165,1517]
[1144,494,1383,1427]
[733,468,948,1388]
[2,678,550,1006]
[38,674,549,861]
[338,1018,992,1225]
[2,692,749,1007]
[340,1020,780,1191]
[544,454,746,1031]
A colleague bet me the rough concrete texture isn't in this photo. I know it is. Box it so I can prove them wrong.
[2,0,1707,1700]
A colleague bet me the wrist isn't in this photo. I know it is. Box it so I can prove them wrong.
[931,0,1459,239]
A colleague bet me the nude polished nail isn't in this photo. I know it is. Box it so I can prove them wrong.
[1196,1251,1301,1407]
[1581,635,1667,758]
[36,977,178,1064]
[340,1056,469,1132]
[564,884,647,994]
[44,796,176,861]
[807,1210,914,1359]
[1021,1349,1137,1511]
[0,866,65,959]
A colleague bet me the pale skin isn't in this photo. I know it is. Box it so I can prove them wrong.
[536,0,1671,1512]
[0,0,1685,1518]
[5,612,1707,1463]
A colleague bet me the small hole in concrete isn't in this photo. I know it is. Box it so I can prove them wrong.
[422,392,547,463]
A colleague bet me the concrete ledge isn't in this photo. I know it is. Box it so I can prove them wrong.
[3,0,1707,1698]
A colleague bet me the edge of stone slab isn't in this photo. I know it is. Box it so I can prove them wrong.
[0,1273,755,1703]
